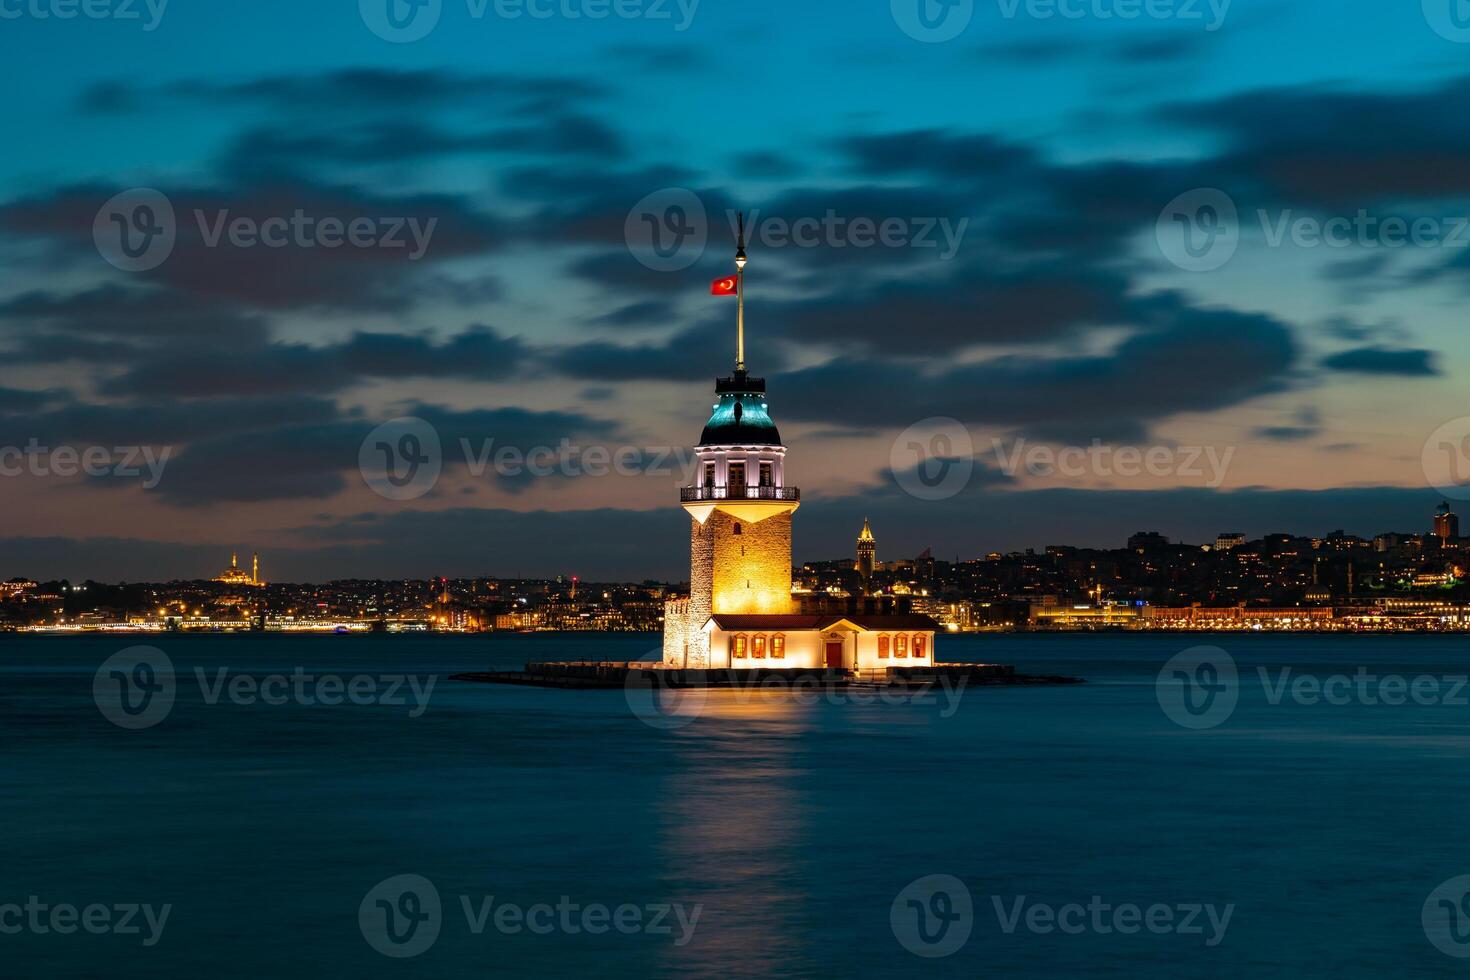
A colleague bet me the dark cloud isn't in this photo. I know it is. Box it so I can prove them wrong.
[1159,76,1470,206]
[1321,346,1440,376]
[149,402,620,506]
[550,319,756,382]
[98,326,529,398]
[78,70,605,117]
[772,300,1298,439]
[0,180,506,313]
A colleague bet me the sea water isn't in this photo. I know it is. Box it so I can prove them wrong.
[4,632,1470,977]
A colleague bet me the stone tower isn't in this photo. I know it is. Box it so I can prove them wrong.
[663,216,800,667]
[856,517,877,591]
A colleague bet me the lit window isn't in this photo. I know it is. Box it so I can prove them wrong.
[913,635,927,659]
[772,634,785,658]
[877,635,889,659]
[752,634,767,658]
[895,634,908,657]
[733,634,748,659]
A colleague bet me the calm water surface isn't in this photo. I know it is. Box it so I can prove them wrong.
[5,632,1470,977]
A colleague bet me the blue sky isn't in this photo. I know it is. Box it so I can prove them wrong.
[2,0,1469,580]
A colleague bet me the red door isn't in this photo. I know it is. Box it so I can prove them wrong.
[825,642,844,669]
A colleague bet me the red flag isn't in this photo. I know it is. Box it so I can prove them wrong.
[710,275,738,296]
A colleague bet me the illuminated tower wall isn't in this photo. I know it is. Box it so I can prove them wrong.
[664,371,799,668]
[856,518,877,590]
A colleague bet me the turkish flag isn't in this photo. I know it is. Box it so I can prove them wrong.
[710,275,738,296]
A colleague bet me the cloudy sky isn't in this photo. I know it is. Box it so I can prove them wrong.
[2,0,1468,581]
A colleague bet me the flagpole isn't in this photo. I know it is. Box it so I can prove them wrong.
[735,212,747,373]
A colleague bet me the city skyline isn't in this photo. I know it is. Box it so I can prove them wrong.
[4,4,1470,581]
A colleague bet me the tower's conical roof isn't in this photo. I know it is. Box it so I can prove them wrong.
[699,370,781,446]
[859,517,876,543]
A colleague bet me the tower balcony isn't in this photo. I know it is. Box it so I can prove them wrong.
[680,485,800,526]
[680,486,800,503]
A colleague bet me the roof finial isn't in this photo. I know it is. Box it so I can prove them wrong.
[735,212,747,373]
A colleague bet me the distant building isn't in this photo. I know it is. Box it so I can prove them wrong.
[855,517,877,590]
[1215,533,1246,552]
[1435,501,1460,546]
[214,552,263,587]
[1127,531,1170,552]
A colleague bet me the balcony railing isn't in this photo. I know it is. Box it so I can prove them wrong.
[681,486,800,503]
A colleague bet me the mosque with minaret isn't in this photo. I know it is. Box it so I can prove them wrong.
[661,222,938,671]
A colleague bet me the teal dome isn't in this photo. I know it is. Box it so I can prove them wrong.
[699,372,782,446]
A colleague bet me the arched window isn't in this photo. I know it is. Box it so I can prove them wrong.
[771,634,785,658]
[895,634,909,657]
[733,524,743,536]
[752,634,767,658]
[877,635,890,659]
[732,634,748,659]
[913,634,927,659]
